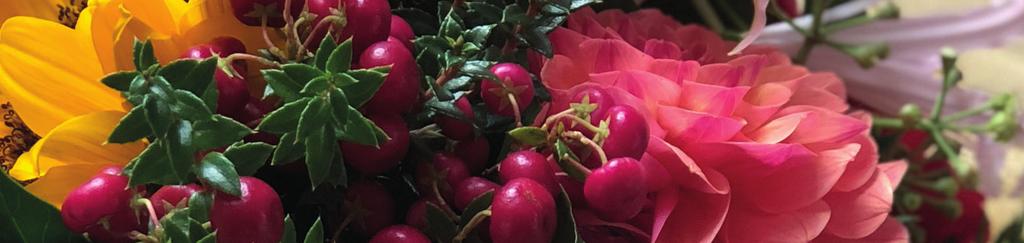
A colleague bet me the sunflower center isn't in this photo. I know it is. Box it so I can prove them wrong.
[56,0,88,28]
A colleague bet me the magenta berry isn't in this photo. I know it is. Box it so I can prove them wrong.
[345,180,397,235]
[389,15,415,49]
[359,38,421,114]
[210,177,284,243]
[600,105,649,160]
[98,165,124,176]
[584,157,647,222]
[61,171,145,242]
[414,153,470,204]
[369,225,431,243]
[338,0,391,55]
[150,184,204,219]
[490,178,557,243]
[180,38,250,117]
[499,150,558,194]
[435,96,476,141]
[571,86,615,125]
[454,137,490,174]
[555,174,586,207]
[342,113,409,174]
[481,63,534,117]
[405,199,430,229]
[230,0,304,27]
[453,177,500,211]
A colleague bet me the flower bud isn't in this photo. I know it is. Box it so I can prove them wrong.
[901,191,922,211]
[899,103,922,126]
[832,42,890,68]
[867,1,900,20]
[987,111,1019,142]
[934,177,960,198]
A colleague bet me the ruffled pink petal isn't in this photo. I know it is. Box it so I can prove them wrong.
[823,169,895,239]
[647,59,701,85]
[737,83,794,131]
[833,112,880,192]
[786,73,850,112]
[677,81,750,117]
[778,105,869,146]
[737,143,858,213]
[813,217,909,243]
[719,201,832,242]
[728,0,770,56]
[589,71,683,106]
[877,160,908,186]
[647,137,730,194]
[644,39,683,59]
[747,111,807,144]
[652,187,730,243]
[686,142,815,171]
[657,105,745,145]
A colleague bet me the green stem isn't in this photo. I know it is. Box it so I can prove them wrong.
[769,2,811,36]
[794,0,833,64]
[692,0,726,34]
[926,125,968,179]
[943,102,993,123]
[453,209,492,243]
[872,117,905,128]
[712,0,748,30]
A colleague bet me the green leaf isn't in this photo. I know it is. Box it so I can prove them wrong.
[326,39,354,73]
[281,63,325,85]
[258,98,312,134]
[330,72,359,87]
[508,126,549,146]
[465,24,496,44]
[126,142,184,185]
[188,192,213,222]
[262,69,303,101]
[181,58,219,96]
[524,28,554,57]
[224,142,275,176]
[101,71,139,92]
[143,95,173,136]
[459,191,494,226]
[159,59,198,88]
[161,209,191,243]
[296,97,330,140]
[304,217,325,243]
[300,76,330,95]
[439,9,465,39]
[188,219,209,241]
[329,88,350,123]
[502,4,528,25]
[552,187,584,243]
[197,232,217,243]
[325,151,348,187]
[281,215,297,243]
[271,132,305,166]
[134,39,158,71]
[460,60,497,81]
[344,69,389,108]
[164,120,195,183]
[337,107,383,146]
[0,173,88,243]
[424,203,458,243]
[201,78,219,111]
[554,139,587,182]
[192,115,253,149]
[393,8,439,35]
[314,35,338,70]
[466,2,503,24]
[108,104,150,143]
[195,152,242,196]
[171,90,214,120]
[304,126,334,189]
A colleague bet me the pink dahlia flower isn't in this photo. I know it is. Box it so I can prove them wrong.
[540,8,909,242]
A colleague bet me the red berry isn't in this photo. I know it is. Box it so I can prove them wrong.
[230,0,304,27]
[490,178,557,243]
[404,199,430,229]
[389,15,415,49]
[454,137,490,174]
[359,38,422,114]
[555,174,586,207]
[61,171,145,242]
[414,153,470,204]
[180,38,250,117]
[150,184,204,219]
[600,105,648,160]
[570,86,615,126]
[481,63,534,117]
[211,177,284,243]
[338,0,391,55]
[98,165,124,176]
[499,150,557,194]
[435,96,476,141]
[584,158,647,222]
[345,180,397,235]
[342,113,410,174]
[369,225,431,243]
[453,177,500,211]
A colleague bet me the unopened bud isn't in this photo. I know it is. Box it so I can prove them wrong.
[899,103,922,126]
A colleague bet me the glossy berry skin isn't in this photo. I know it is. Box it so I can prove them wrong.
[369,225,431,243]
[600,105,649,160]
[499,150,557,194]
[342,113,409,174]
[98,165,124,176]
[307,0,390,55]
[490,178,557,243]
[481,63,534,117]
[230,0,304,27]
[210,177,284,243]
[453,177,500,211]
[150,184,204,219]
[414,153,470,204]
[61,171,145,242]
[435,96,476,141]
[345,180,397,235]
[180,38,250,117]
[389,15,415,50]
[454,137,490,174]
[584,158,648,222]
[359,38,421,114]
[570,86,615,125]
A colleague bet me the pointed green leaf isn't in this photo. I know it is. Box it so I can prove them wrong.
[300,76,330,95]
[344,69,389,108]
[126,142,183,185]
[326,38,354,73]
[108,105,150,143]
[325,148,347,187]
[262,69,303,101]
[101,71,139,92]
[508,126,548,146]
[195,152,242,196]
[0,173,88,243]
[134,39,158,71]
[188,219,208,241]
[304,127,334,188]
[201,78,219,111]
[337,107,383,146]
[197,232,216,243]
[258,98,312,134]
[314,35,338,70]
[331,72,359,87]
[164,120,195,183]
[554,139,586,182]
[329,88,349,122]
[304,217,325,243]
[465,24,496,44]
[459,191,494,226]
[171,90,214,120]
[553,187,584,243]
[424,203,458,242]
[159,59,199,87]
[296,97,330,141]
[281,63,324,85]
[271,132,304,166]
[161,209,190,243]
[281,215,297,243]
[192,115,253,149]
[524,28,554,57]
[224,142,275,176]
[144,95,173,136]
[188,192,213,222]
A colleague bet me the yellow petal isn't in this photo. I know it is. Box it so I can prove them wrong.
[0,0,65,24]
[0,17,124,134]
[9,111,144,181]
[123,0,188,36]
[180,0,278,52]
[80,0,133,73]
[25,163,110,209]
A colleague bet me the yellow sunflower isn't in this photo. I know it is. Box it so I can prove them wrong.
[0,0,273,208]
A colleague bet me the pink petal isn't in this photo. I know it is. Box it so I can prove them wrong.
[833,133,879,192]
[656,105,745,145]
[647,59,701,85]
[739,143,858,213]
[877,160,908,187]
[736,83,794,131]
[647,137,730,194]
[728,0,771,56]
[747,111,807,144]
[778,105,869,146]
[677,81,750,116]
[652,187,730,243]
[643,39,683,59]
[719,201,832,242]
[686,142,815,171]
[589,71,683,106]
[823,169,895,239]
[814,217,909,243]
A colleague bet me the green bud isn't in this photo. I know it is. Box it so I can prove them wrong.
[901,191,923,211]
[941,47,958,71]
[989,94,1014,111]
[832,42,890,68]
[934,177,960,198]
[899,103,922,126]
[868,1,900,20]
[939,199,963,220]
[987,111,1019,142]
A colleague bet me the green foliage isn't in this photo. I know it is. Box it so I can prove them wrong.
[0,173,88,243]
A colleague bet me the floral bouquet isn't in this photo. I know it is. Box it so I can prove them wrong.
[0,0,1019,242]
